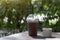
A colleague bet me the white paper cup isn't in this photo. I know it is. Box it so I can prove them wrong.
[42,28,52,37]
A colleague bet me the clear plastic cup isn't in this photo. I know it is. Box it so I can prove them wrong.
[27,19,38,36]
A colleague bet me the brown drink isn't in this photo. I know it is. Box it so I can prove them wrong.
[27,20,38,36]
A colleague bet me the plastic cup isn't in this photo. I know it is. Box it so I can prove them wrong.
[27,20,38,36]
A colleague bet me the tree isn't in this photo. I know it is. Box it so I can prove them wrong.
[32,0,60,31]
[0,0,33,32]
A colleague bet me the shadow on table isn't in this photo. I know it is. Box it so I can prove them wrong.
[31,36,56,39]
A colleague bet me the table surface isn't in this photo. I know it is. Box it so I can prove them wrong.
[0,31,60,40]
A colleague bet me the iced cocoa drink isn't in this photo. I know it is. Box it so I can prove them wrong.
[27,20,38,36]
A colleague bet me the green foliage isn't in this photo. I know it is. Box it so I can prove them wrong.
[0,0,32,32]
[0,0,60,32]
[33,0,60,32]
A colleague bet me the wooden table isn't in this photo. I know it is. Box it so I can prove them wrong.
[0,31,60,40]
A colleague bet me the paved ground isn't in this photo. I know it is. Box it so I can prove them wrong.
[0,31,60,40]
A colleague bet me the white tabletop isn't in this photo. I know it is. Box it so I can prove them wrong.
[0,31,60,40]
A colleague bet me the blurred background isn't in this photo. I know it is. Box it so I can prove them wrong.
[0,0,60,37]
